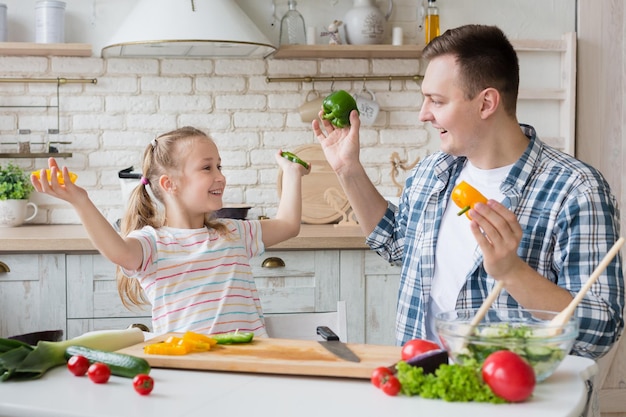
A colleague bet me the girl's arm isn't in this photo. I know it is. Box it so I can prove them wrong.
[31,158,144,271]
[260,150,310,247]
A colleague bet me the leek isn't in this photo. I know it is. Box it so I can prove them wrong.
[0,327,144,381]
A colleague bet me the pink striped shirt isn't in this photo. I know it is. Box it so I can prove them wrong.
[124,219,267,337]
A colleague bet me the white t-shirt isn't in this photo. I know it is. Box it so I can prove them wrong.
[426,161,512,342]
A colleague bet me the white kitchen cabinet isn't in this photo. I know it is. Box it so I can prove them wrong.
[253,249,400,345]
[65,250,342,340]
[0,254,66,338]
[252,250,340,315]
[340,250,400,345]
[66,254,151,339]
[1,248,396,345]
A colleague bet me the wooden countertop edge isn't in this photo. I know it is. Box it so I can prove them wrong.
[0,224,369,252]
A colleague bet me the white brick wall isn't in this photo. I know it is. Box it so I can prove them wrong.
[1,55,428,224]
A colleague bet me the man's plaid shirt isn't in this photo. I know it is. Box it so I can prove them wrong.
[367,125,624,359]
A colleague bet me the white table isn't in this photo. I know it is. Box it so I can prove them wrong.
[0,355,597,417]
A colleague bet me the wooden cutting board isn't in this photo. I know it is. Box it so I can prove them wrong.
[278,144,351,224]
[117,334,401,379]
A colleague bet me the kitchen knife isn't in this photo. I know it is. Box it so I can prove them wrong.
[316,326,361,363]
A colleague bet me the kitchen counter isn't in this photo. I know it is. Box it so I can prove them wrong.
[0,355,597,417]
[0,224,369,252]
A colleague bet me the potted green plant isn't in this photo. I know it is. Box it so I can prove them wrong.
[0,163,38,227]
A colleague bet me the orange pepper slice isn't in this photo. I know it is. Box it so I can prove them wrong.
[451,181,488,220]
[32,169,77,185]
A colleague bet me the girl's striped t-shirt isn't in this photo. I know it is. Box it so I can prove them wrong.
[124,219,267,337]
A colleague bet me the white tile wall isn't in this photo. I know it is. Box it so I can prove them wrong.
[0,55,428,224]
[0,0,575,225]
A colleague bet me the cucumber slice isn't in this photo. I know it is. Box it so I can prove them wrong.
[525,346,554,362]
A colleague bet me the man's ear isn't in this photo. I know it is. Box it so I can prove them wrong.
[479,87,500,119]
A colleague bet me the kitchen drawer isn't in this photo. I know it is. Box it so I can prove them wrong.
[252,250,340,314]
[0,254,66,338]
[66,254,150,320]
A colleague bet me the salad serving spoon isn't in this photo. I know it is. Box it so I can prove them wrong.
[548,237,625,330]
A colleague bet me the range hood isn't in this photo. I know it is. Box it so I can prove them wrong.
[101,0,276,59]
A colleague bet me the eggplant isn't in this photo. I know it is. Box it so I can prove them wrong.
[389,349,450,375]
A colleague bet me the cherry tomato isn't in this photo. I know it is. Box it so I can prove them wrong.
[67,355,90,376]
[371,366,393,388]
[400,339,440,361]
[482,350,536,402]
[380,374,402,396]
[87,362,111,384]
[132,373,154,396]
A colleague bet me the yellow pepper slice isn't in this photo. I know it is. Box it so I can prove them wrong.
[182,331,218,346]
[182,331,217,351]
[144,342,189,356]
[144,332,218,355]
[451,181,488,220]
[32,169,78,185]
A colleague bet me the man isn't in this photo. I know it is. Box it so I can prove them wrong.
[312,24,623,359]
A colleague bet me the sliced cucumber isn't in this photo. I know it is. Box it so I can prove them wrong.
[525,346,553,361]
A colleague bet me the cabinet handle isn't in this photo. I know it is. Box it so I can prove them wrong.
[261,257,286,268]
[0,261,10,273]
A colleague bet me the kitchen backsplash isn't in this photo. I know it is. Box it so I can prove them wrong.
[0,0,575,225]
[0,54,429,224]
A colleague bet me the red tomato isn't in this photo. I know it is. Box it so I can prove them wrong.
[370,366,393,388]
[87,362,111,384]
[482,350,536,402]
[380,374,401,396]
[400,339,440,361]
[132,374,154,396]
[67,355,90,376]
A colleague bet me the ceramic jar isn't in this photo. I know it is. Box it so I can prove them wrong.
[344,0,393,45]
[0,200,38,227]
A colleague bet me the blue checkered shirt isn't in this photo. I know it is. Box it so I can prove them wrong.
[366,125,624,359]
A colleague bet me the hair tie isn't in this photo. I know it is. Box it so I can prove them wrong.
[150,138,157,148]
[140,176,150,185]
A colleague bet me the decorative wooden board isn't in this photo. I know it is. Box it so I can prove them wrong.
[278,144,351,224]
[117,334,401,379]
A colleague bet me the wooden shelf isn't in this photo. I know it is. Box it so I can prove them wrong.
[0,42,92,57]
[270,38,569,60]
[271,44,422,59]
[0,153,72,159]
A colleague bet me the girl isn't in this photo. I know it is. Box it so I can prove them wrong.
[32,126,310,337]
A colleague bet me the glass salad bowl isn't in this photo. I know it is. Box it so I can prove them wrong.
[435,308,579,382]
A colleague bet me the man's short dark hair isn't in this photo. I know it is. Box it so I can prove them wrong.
[422,25,520,117]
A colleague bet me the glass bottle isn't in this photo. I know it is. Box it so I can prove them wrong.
[279,0,306,46]
[424,0,439,45]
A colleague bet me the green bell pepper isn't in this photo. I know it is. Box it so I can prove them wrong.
[281,151,310,169]
[322,90,359,128]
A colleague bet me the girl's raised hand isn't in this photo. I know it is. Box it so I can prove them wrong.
[276,150,311,176]
[31,157,87,204]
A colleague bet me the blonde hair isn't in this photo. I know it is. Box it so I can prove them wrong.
[116,126,229,309]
